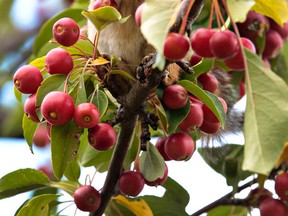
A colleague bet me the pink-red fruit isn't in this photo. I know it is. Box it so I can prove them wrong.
[45,48,74,75]
[155,137,171,161]
[24,93,40,122]
[41,91,75,125]
[162,84,188,109]
[209,30,239,59]
[179,102,204,132]
[13,65,43,94]
[262,30,283,58]
[74,185,101,212]
[53,17,80,46]
[164,132,195,161]
[191,28,217,58]
[197,72,219,93]
[145,163,168,186]
[119,171,145,196]
[259,198,287,216]
[275,172,288,202]
[199,120,221,134]
[135,3,145,26]
[202,97,227,123]
[164,33,190,60]
[92,0,118,10]
[88,123,117,151]
[74,103,100,128]
[33,125,50,148]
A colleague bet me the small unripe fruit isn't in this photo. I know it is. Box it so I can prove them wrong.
[88,123,117,151]
[259,198,287,216]
[164,132,195,161]
[162,84,188,109]
[275,172,288,202]
[24,93,40,122]
[53,17,80,46]
[74,185,101,212]
[191,28,217,58]
[74,103,100,128]
[155,137,171,161]
[164,33,190,60]
[145,163,168,186]
[45,48,74,75]
[13,65,43,94]
[41,91,75,125]
[119,171,145,196]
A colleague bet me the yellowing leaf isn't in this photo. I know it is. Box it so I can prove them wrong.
[112,195,153,216]
[91,56,110,66]
[275,142,288,167]
[227,0,255,23]
[251,0,288,25]
[242,50,288,175]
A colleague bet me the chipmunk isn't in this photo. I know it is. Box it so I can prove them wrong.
[87,0,244,136]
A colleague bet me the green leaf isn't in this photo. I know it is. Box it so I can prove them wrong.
[29,56,46,70]
[192,58,214,79]
[178,80,226,127]
[64,158,81,182]
[22,114,39,153]
[82,6,129,31]
[16,194,61,216]
[141,0,179,56]
[139,142,165,182]
[0,169,50,199]
[72,75,87,105]
[243,50,288,175]
[207,205,249,216]
[36,74,66,106]
[198,145,252,189]
[91,89,109,119]
[141,177,189,216]
[49,181,79,196]
[270,42,288,84]
[51,121,83,180]
[227,0,255,23]
[33,8,85,56]
[78,129,114,172]
[252,0,288,25]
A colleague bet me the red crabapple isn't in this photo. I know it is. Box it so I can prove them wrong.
[155,137,171,161]
[74,103,100,128]
[24,93,40,122]
[197,72,219,93]
[92,0,118,10]
[189,53,202,66]
[179,102,204,132]
[275,172,288,202]
[190,28,218,58]
[88,123,117,151]
[269,19,288,40]
[74,185,101,212]
[33,124,50,148]
[162,84,188,109]
[209,30,239,59]
[13,65,43,94]
[119,171,145,196]
[53,17,80,46]
[262,30,283,58]
[224,37,256,70]
[164,132,195,161]
[199,119,221,134]
[45,48,74,75]
[202,97,227,123]
[164,33,190,60]
[145,163,168,186]
[135,3,145,26]
[41,91,75,126]
[259,198,287,216]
